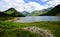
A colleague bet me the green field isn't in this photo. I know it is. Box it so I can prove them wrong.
[0,21,60,37]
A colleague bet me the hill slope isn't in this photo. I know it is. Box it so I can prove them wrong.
[28,7,52,16]
[0,8,25,17]
[39,4,60,16]
[0,12,10,17]
[4,8,25,17]
[0,21,60,37]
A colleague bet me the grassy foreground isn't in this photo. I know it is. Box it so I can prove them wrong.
[0,21,60,37]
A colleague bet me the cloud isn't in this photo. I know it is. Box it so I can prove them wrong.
[27,2,45,10]
[41,0,48,2]
[4,0,24,3]
[15,2,46,12]
[0,0,60,12]
[1,0,45,12]
[19,2,50,12]
[16,0,24,3]
[4,0,10,2]
[46,0,60,7]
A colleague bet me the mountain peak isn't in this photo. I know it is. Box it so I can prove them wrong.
[3,8,26,17]
[56,4,60,6]
[54,4,60,8]
[4,8,16,12]
[7,8,16,11]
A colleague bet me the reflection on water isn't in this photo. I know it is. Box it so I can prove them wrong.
[15,16,60,23]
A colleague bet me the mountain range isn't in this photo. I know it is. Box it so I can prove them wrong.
[28,7,52,16]
[39,4,60,16]
[0,4,60,17]
[28,4,60,16]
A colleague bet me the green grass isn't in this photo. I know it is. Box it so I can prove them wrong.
[28,11,48,16]
[5,11,14,14]
[0,17,15,21]
[0,21,60,37]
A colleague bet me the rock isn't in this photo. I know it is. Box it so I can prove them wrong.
[23,26,54,37]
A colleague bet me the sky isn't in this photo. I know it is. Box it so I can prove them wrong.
[0,0,60,12]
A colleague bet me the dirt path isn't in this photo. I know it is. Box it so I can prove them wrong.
[23,26,54,37]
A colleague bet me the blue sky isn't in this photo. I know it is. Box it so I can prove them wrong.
[24,0,49,5]
[0,0,60,12]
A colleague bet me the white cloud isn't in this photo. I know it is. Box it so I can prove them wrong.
[4,0,10,2]
[41,0,48,2]
[19,2,46,12]
[4,0,24,3]
[28,2,44,10]
[0,0,60,12]
[8,2,45,12]
[16,0,24,3]
[46,0,60,7]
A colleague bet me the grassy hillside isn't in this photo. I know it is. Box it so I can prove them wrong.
[0,8,25,17]
[39,4,60,16]
[56,13,60,16]
[28,4,60,16]
[28,10,47,16]
[28,8,52,16]
[0,21,60,37]
[0,12,10,17]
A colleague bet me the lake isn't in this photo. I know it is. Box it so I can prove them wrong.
[14,16,60,23]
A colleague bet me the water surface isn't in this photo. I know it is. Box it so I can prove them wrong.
[15,16,60,23]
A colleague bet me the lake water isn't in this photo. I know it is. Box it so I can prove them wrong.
[15,16,60,23]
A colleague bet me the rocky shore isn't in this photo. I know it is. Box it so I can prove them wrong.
[24,26,54,37]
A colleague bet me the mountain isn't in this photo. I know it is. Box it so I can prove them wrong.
[39,4,60,16]
[56,13,60,16]
[0,12,10,17]
[22,11,30,16]
[4,8,25,17]
[4,8,16,15]
[28,7,52,16]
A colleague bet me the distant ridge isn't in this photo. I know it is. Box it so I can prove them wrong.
[22,11,30,16]
[28,7,52,16]
[39,4,60,16]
